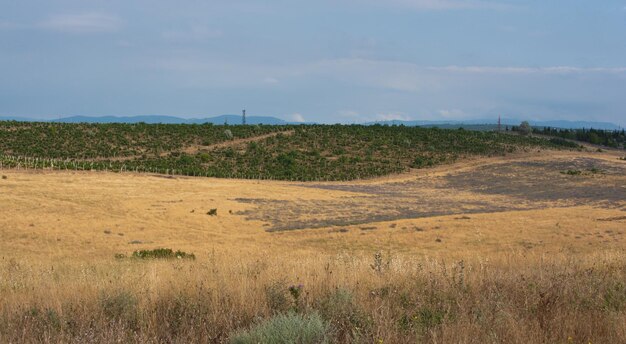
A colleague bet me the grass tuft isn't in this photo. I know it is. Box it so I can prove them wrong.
[229,312,330,344]
[131,248,196,260]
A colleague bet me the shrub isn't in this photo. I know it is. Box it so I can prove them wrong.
[518,121,532,136]
[224,129,233,140]
[100,290,138,325]
[398,306,446,334]
[131,248,195,260]
[230,312,330,344]
[318,288,370,342]
[411,156,435,168]
[560,169,582,176]
[548,137,580,149]
[265,282,291,313]
[207,208,217,216]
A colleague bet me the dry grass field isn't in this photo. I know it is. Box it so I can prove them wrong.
[1,149,625,343]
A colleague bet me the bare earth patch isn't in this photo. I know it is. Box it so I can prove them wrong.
[235,154,626,231]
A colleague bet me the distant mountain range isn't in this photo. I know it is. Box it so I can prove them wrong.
[0,115,290,125]
[0,115,621,130]
[367,118,622,130]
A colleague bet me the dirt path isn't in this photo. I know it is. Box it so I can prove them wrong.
[179,130,294,154]
[70,130,295,162]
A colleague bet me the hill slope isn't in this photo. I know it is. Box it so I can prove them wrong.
[0,122,580,181]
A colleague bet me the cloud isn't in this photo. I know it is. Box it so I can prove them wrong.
[437,109,466,118]
[354,0,512,11]
[338,110,360,118]
[40,12,122,33]
[149,55,626,96]
[429,65,626,75]
[376,112,411,121]
[263,77,279,84]
[0,20,17,30]
[161,25,222,41]
[290,113,305,122]
[116,40,133,48]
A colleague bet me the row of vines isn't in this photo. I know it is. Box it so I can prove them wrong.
[0,122,578,181]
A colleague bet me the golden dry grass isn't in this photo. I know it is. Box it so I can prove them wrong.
[1,149,625,343]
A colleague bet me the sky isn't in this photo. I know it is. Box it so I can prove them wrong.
[1,0,625,125]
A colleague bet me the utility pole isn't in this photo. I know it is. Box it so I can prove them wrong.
[242,109,246,125]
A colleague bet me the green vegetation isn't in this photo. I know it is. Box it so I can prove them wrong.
[524,126,626,149]
[0,121,286,159]
[561,169,582,176]
[1,121,578,181]
[4,254,626,343]
[560,168,604,176]
[518,120,532,136]
[230,312,330,344]
[548,137,583,149]
[130,248,196,260]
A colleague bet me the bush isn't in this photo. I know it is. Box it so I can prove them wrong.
[265,282,291,313]
[224,129,234,140]
[230,312,330,344]
[560,169,582,176]
[131,248,195,260]
[318,288,370,342]
[518,121,532,136]
[100,290,137,325]
[548,137,580,149]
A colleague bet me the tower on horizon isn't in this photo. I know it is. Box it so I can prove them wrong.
[498,115,501,132]
[242,109,246,125]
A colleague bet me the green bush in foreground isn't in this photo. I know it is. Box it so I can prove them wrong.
[131,248,195,260]
[230,312,330,344]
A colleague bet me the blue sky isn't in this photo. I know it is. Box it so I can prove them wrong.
[1,0,625,125]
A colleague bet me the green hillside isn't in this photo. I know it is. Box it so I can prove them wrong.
[0,121,579,181]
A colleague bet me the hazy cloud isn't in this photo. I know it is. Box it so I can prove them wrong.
[0,20,18,30]
[429,65,626,75]
[438,109,466,118]
[40,12,122,33]
[2,1,624,126]
[355,0,512,10]
[162,25,222,41]
[263,77,279,84]
[291,113,305,122]
[376,112,411,121]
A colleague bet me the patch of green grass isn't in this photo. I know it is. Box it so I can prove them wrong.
[588,167,603,174]
[560,169,582,176]
[130,248,195,260]
[230,312,330,344]
[548,137,582,149]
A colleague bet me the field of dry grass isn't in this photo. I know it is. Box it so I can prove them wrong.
[1,149,625,343]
